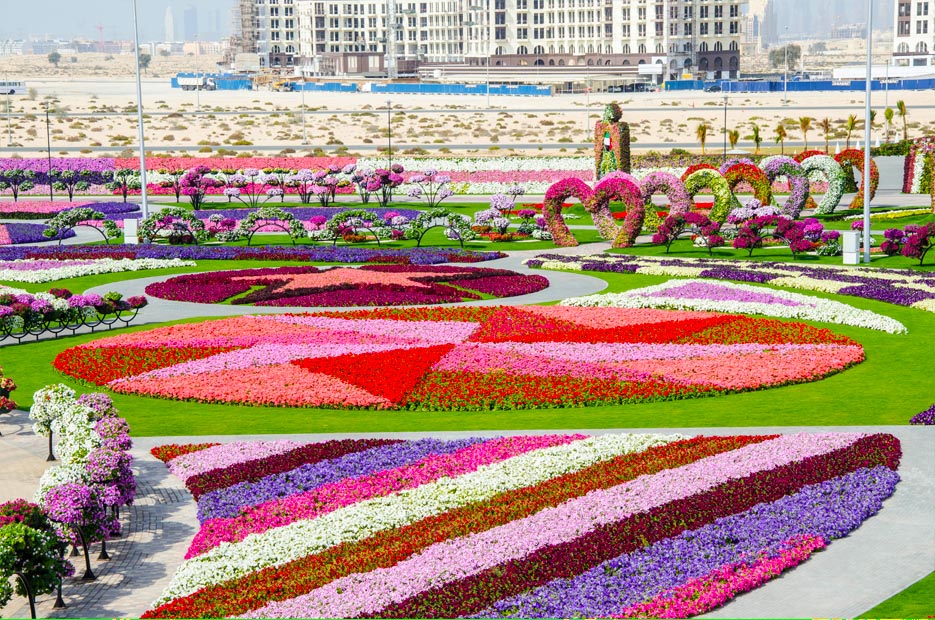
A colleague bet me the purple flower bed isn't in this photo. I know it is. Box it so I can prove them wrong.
[473,465,899,618]
[910,404,935,425]
[0,244,506,264]
[0,223,75,245]
[145,265,548,307]
[530,253,935,309]
[197,437,488,521]
[75,202,143,220]
[193,207,421,221]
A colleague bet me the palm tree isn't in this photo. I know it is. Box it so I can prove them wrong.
[728,129,740,150]
[896,100,908,141]
[798,117,812,151]
[750,123,762,154]
[845,114,858,150]
[869,109,877,132]
[818,117,833,153]
[696,122,709,155]
[774,123,788,155]
[884,107,895,143]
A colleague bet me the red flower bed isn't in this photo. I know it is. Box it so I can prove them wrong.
[151,443,221,463]
[54,345,242,386]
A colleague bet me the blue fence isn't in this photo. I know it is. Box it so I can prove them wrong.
[664,78,935,93]
[294,82,358,92]
[370,83,552,96]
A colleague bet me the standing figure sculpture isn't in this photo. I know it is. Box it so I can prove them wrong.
[594,103,632,180]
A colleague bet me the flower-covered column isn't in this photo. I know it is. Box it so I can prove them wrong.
[594,104,631,180]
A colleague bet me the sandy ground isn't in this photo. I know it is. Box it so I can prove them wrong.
[1,56,933,156]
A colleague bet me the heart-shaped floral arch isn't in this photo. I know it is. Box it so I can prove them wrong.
[834,149,879,210]
[683,169,734,223]
[542,176,643,248]
[800,155,847,215]
[723,163,774,208]
[760,156,810,219]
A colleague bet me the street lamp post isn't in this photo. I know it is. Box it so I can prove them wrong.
[862,0,873,262]
[783,27,789,106]
[132,0,150,219]
[5,93,11,147]
[386,98,392,169]
[723,94,728,161]
[45,103,53,201]
[301,85,307,145]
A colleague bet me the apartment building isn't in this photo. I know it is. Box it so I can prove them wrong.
[244,0,746,79]
[893,0,934,65]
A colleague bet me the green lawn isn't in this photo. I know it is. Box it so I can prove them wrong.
[2,271,931,437]
[856,571,935,619]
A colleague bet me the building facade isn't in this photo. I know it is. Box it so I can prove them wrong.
[893,0,934,66]
[243,0,746,79]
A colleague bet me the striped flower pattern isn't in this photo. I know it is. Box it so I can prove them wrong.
[144,431,901,618]
[54,306,864,410]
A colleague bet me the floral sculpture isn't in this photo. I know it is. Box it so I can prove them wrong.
[901,136,935,199]
[103,168,140,203]
[406,209,476,248]
[0,167,36,202]
[683,169,734,223]
[43,208,121,245]
[901,222,935,265]
[834,149,879,210]
[326,209,387,246]
[179,166,222,210]
[139,207,209,245]
[233,208,309,246]
[367,166,405,208]
[799,155,846,214]
[542,177,642,248]
[41,483,117,580]
[760,156,810,219]
[594,103,631,179]
[723,163,773,209]
[29,384,79,462]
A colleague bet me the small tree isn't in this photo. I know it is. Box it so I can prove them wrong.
[138,53,152,73]
[696,122,709,155]
[0,168,36,202]
[798,117,812,151]
[50,169,92,201]
[0,522,73,615]
[774,123,788,155]
[728,129,740,150]
[750,123,762,154]
[818,118,833,153]
[41,483,117,581]
[845,114,858,149]
[104,168,139,202]
[47,51,61,67]
[896,100,908,141]
[901,223,935,265]
[883,108,894,143]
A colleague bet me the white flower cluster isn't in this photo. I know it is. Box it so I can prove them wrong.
[842,208,931,223]
[35,464,88,504]
[29,384,78,435]
[357,156,593,172]
[154,433,683,604]
[0,258,197,284]
[53,401,102,465]
[910,153,928,194]
[561,279,907,333]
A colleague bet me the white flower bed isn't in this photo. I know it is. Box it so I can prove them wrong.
[561,279,907,333]
[0,258,196,283]
[358,156,593,172]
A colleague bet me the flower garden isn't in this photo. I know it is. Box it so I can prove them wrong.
[0,142,933,619]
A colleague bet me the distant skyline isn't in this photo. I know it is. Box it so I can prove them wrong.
[0,1,233,42]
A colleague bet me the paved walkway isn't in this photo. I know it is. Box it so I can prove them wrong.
[1,415,931,618]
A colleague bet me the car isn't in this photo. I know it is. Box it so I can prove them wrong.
[704,84,722,92]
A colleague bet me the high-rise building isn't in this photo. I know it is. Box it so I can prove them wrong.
[184,5,199,42]
[165,6,176,43]
[244,0,747,79]
[893,0,933,66]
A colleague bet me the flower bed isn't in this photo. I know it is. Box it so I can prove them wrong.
[527,253,935,312]
[562,279,906,333]
[0,258,196,284]
[55,306,863,410]
[0,223,75,245]
[144,265,549,307]
[0,244,505,265]
[0,201,90,219]
[142,431,900,619]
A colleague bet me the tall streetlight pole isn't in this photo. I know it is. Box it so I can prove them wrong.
[301,85,307,145]
[5,94,11,147]
[45,103,53,201]
[132,0,150,219]
[386,98,392,169]
[723,94,728,161]
[783,27,789,106]
[862,0,873,262]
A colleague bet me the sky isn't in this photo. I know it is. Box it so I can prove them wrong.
[0,0,233,41]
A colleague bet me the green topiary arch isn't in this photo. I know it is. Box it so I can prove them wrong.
[405,209,476,248]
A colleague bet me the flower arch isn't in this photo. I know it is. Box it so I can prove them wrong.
[139,207,209,244]
[43,208,121,246]
[405,209,476,248]
[723,163,773,208]
[326,209,387,247]
[799,155,847,215]
[760,156,810,219]
[684,169,734,223]
[234,208,308,246]
[834,149,879,210]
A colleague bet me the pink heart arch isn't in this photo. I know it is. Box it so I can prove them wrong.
[542,176,644,248]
